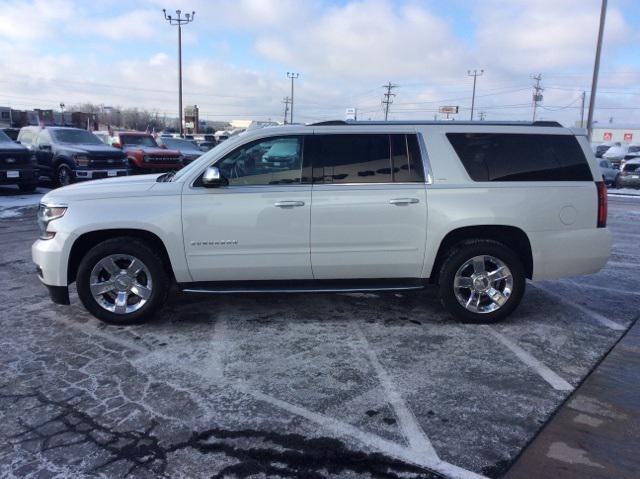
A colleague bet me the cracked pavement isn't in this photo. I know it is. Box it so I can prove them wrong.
[1,191,639,478]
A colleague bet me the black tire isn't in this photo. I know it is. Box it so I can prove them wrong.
[76,237,169,324]
[18,183,37,193]
[438,239,526,323]
[56,164,74,187]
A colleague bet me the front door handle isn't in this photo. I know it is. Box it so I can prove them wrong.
[389,198,419,205]
[274,200,305,208]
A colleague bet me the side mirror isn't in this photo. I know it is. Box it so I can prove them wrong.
[112,142,122,149]
[201,166,228,188]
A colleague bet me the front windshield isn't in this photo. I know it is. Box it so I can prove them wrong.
[53,129,104,145]
[163,138,198,151]
[171,133,246,182]
[628,146,640,153]
[121,135,157,147]
[0,130,11,143]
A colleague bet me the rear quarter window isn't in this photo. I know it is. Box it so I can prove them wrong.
[447,133,593,182]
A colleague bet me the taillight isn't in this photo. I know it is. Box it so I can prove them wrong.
[596,181,607,228]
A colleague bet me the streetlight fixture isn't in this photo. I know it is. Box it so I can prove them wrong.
[163,8,195,137]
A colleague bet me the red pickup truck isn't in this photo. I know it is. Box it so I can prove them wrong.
[112,132,183,173]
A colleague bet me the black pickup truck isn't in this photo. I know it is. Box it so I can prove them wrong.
[17,126,128,187]
[0,129,37,192]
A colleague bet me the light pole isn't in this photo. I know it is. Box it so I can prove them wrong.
[287,72,299,123]
[467,69,483,121]
[587,0,607,140]
[163,8,195,137]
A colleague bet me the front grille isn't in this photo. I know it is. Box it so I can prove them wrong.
[145,156,181,163]
[0,152,30,166]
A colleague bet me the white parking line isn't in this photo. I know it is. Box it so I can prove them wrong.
[484,327,574,392]
[531,283,627,331]
[567,280,640,297]
[352,323,438,460]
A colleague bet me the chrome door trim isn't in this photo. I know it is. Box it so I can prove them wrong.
[417,131,434,184]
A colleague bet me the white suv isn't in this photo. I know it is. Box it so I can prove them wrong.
[32,121,611,324]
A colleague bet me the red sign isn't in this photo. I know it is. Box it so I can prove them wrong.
[603,132,613,141]
[624,133,633,142]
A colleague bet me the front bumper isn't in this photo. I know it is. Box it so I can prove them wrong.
[32,231,75,287]
[74,168,128,180]
[616,176,640,189]
[0,168,37,184]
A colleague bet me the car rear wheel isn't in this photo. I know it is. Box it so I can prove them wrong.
[76,237,169,324]
[438,239,526,323]
[56,164,74,187]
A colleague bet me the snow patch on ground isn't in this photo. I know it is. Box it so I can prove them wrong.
[0,187,49,219]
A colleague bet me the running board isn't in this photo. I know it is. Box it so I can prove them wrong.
[180,278,426,295]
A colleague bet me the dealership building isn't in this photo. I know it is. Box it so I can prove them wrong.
[590,123,640,144]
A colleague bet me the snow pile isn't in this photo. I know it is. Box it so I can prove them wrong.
[0,188,48,219]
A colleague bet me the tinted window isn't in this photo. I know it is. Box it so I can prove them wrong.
[392,134,425,182]
[307,134,391,184]
[0,130,11,143]
[214,136,304,186]
[447,133,593,182]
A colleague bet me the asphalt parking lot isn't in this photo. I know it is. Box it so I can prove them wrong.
[0,188,638,479]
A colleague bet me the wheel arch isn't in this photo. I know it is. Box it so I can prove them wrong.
[429,225,533,282]
[67,229,174,284]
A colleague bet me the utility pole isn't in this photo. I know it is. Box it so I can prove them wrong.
[479,111,486,121]
[163,8,195,137]
[287,72,300,123]
[580,91,586,127]
[587,0,607,140]
[382,82,398,121]
[467,69,483,120]
[531,73,543,121]
[282,97,291,124]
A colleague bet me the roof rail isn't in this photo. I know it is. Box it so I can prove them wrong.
[307,120,563,128]
[308,120,348,126]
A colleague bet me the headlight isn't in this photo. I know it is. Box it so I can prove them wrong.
[37,204,67,240]
[74,154,90,166]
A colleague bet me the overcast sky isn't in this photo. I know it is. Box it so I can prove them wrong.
[0,0,638,126]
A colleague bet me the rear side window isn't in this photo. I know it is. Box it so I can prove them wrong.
[447,133,593,182]
[306,134,425,184]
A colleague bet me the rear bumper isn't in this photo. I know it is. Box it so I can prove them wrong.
[529,228,612,280]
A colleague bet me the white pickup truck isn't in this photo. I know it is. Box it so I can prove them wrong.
[33,121,611,324]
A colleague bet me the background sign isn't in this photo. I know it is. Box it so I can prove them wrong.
[439,106,459,114]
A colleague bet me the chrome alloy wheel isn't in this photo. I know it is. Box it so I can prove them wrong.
[89,254,152,314]
[453,255,513,314]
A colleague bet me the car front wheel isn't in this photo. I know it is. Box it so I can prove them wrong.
[56,164,74,187]
[76,237,169,324]
[438,239,526,323]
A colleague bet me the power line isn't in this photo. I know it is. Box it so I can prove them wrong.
[381,82,398,121]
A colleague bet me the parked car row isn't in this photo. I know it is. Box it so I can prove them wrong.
[0,125,212,189]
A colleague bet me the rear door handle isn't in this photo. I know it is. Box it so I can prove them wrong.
[389,198,419,205]
[274,200,305,208]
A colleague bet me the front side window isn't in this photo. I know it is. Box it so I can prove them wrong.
[214,135,305,186]
[447,133,593,182]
